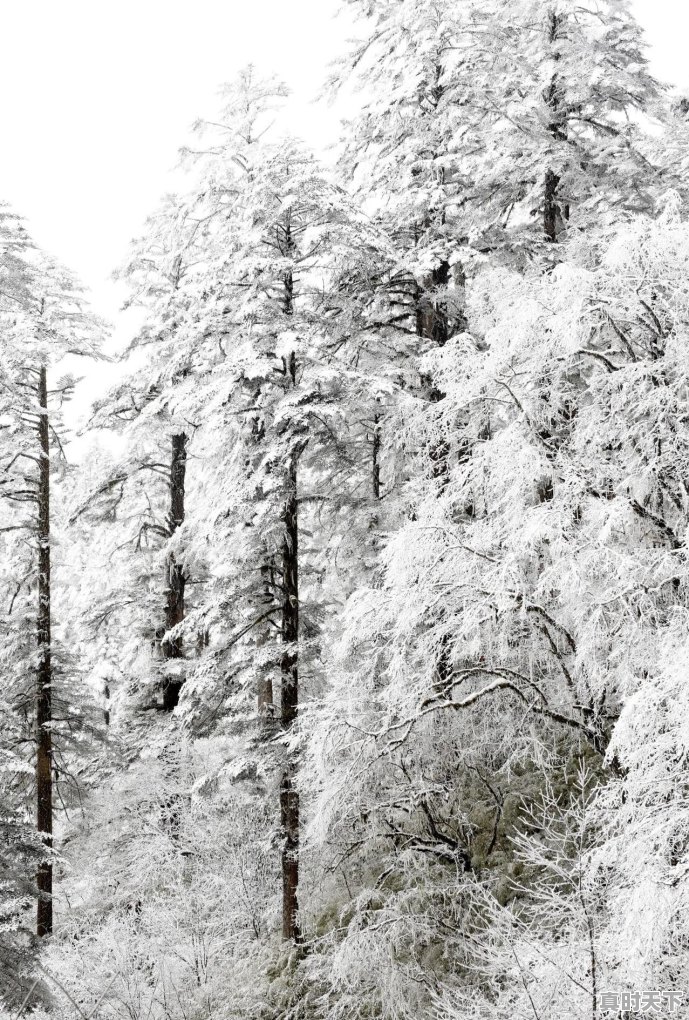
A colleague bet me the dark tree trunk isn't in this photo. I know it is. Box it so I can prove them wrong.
[280,345,301,943]
[276,230,302,942]
[544,168,563,243]
[368,409,383,542]
[372,412,381,502]
[162,432,187,711]
[36,365,52,938]
[280,770,300,941]
[543,10,568,242]
[280,448,299,730]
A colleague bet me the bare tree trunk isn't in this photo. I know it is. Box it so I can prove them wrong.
[543,10,568,242]
[372,411,381,502]
[162,432,187,711]
[544,168,563,243]
[280,346,301,943]
[275,225,302,942]
[36,365,52,938]
[368,409,383,545]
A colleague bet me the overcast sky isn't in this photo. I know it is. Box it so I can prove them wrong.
[0,0,682,341]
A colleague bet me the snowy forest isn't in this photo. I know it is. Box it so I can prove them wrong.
[3,0,689,1017]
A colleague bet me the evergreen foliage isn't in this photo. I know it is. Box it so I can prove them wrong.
[1,4,688,1019]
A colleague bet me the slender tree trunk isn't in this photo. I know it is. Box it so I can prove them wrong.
[544,168,563,243]
[369,409,383,544]
[162,432,187,711]
[280,344,301,942]
[372,411,381,502]
[544,10,568,242]
[36,365,52,938]
[280,447,300,941]
[277,229,301,942]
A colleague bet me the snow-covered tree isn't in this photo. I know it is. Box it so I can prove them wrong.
[0,221,104,942]
[459,0,667,247]
[1,6,686,1019]
[299,196,689,1016]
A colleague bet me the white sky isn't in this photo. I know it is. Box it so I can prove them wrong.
[0,0,351,333]
[0,0,683,377]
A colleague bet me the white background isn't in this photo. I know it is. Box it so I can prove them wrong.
[0,0,682,352]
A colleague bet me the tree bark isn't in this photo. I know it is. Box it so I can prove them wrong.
[36,365,53,938]
[372,411,381,502]
[543,10,568,242]
[276,226,302,942]
[280,348,301,943]
[162,432,187,710]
